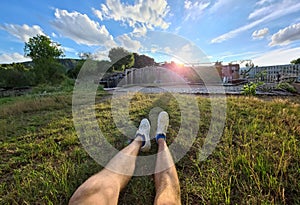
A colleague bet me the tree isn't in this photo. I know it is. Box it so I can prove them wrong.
[78,52,93,60]
[291,58,300,64]
[68,59,112,78]
[108,47,134,71]
[67,60,85,79]
[133,53,155,68]
[0,63,34,87]
[24,35,64,84]
[241,60,255,78]
[24,35,63,61]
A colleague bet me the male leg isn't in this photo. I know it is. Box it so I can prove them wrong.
[154,111,181,205]
[69,119,151,205]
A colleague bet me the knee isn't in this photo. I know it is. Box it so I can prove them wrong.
[155,197,180,205]
[100,183,119,198]
[69,177,120,204]
[155,192,181,205]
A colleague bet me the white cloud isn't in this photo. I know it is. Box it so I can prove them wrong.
[209,0,235,13]
[0,52,30,64]
[92,49,110,61]
[174,26,182,34]
[164,47,172,54]
[62,46,77,53]
[150,45,159,53]
[116,34,142,52]
[269,23,300,46]
[253,47,300,66]
[256,0,274,6]
[217,51,262,61]
[251,0,279,20]
[92,7,103,21]
[211,0,300,43]
[184,0,192,9]
[0,24,45,42]
[94,0,170,34]
[184,0,210,20]
[51,32,58,38]
[52,9,116,47]
[171,43,209,63]
[211,20,261,43]
[132,24,147,36]
[252,28,269,39]
[248,6,272,20]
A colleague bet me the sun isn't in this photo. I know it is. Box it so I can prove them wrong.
[170,57,185,66]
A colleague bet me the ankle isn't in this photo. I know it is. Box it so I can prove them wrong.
[157,138,166,145]
[156,133,166,143]
[135,133,145,147]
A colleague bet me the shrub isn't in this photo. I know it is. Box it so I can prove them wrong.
[0,64,35,87]
[277,82,297,93]
[31,84,59,94]
[61,78,75,92]
[241,82,259,96]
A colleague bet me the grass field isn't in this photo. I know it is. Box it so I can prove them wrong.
[0,92,299,204]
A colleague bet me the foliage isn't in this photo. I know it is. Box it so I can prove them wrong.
[256,83,273,92]
[133,53,155,68]
[255,70,267,81]
[31,78,76,94]
[1,94,300,204]
[241,64,256,79]
[277,82,297,93]
[108,47,134,71]
[241,82,262,95]
[31,84,61,94]
[78,52,93,60]
[24,35,63,61]
[73,59,112,77]
[66,60,85,79]
[97,60,113,73]
[0,63,34,87]
[291,57,300,64]
[24,35,64,84]
[33,59,66,84]
[245,61,254,68]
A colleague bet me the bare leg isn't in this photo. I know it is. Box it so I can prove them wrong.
[154,138,181,205]
[69,137,142,205]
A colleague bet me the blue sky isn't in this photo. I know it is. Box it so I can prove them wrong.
[1,0,300,66]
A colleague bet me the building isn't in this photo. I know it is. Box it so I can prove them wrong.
[250,64,300,83]
[215,63,240,83]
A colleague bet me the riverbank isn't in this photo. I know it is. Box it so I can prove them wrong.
[110,84,297,96]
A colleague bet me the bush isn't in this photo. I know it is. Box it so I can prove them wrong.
[31,84,60,94]
[277,82,297,93]
[0,64,35,87]
[241,82,259,96]
[33,60,66,85]
[61,78,75,92]
[66,60,85,79]
[31,78,76,94]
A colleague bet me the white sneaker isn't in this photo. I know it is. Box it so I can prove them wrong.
[136,118,151,152]
[156,111,169,139]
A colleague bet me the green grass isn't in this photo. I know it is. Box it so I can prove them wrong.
[0,93,299,204]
